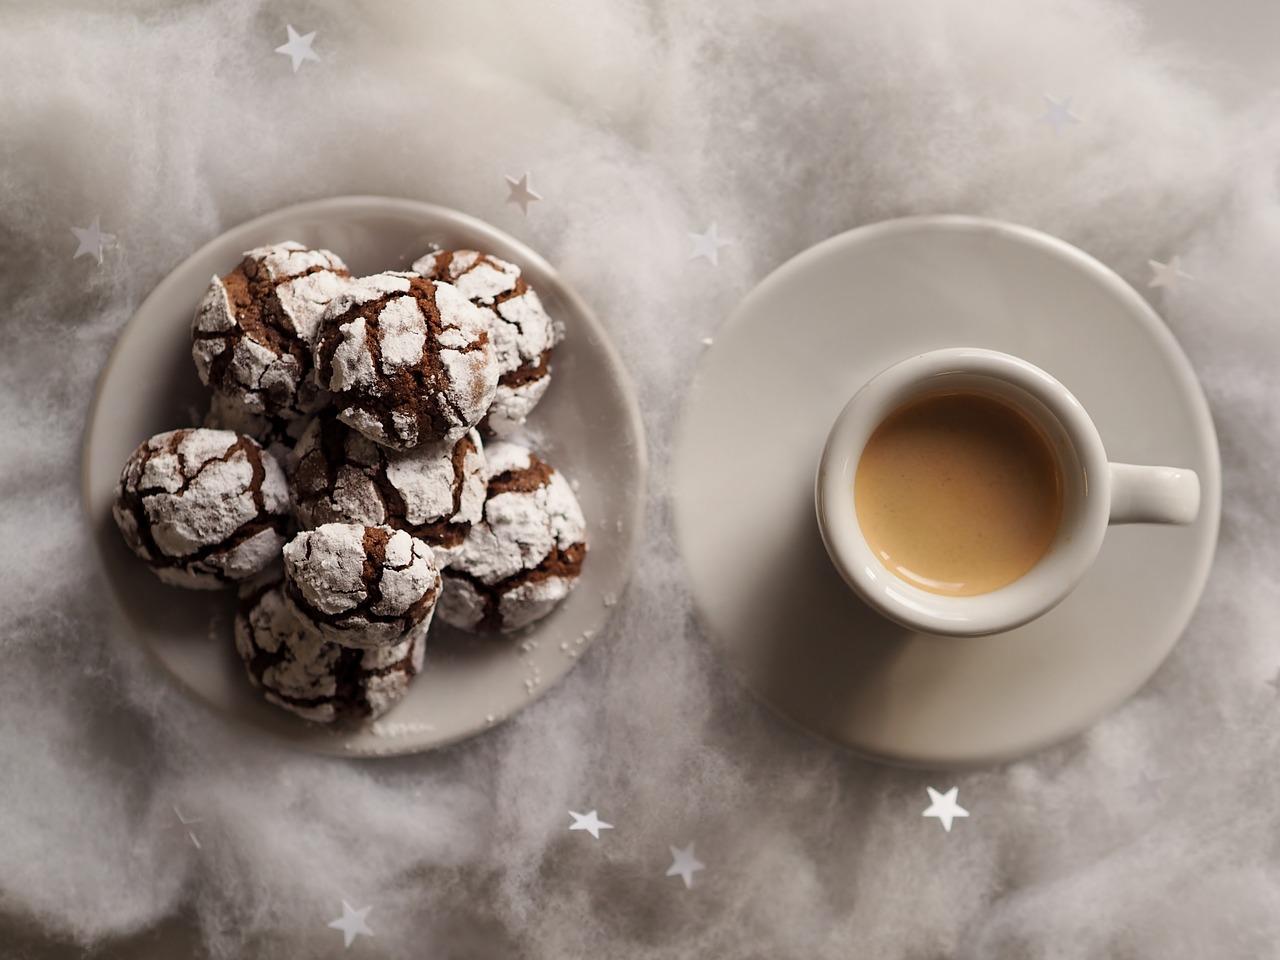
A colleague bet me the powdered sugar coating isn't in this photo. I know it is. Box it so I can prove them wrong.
[204,390,317,463]
[290,414,486,568]
[411,250,563,435]
[486,374,553,436]
[246,242,345,284]
[385,435,486,533]
[413,250,516,303]
[438,578,487,632]
[312,272,498,450]
[499,577,579,632]
[235,578,428,723]
[376,296,427,370]
[282,523,441,647]
[192,242,348,425]
[112,428,290,589]
[451,443,585,581]
[437,442,587,633]
[322,273,413,393]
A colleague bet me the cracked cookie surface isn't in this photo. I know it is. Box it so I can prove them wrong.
[289,412,486,569]
[235,576,426,724]
[112,428,290,589]
[204,389,314,462]
[282,522,441,647]
[437,441,587,633]
[312,272,498,450]
[192,241,349,427]
[411,250,562,435]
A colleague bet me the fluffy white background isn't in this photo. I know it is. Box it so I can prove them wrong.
[1,0,1279,956]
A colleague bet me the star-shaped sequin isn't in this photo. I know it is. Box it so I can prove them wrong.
[1041,94,1080,134]
[505,173,543,215]
[70,217,114,264]
[922,786,969,832]
[1148,256,1192,291]
[687,222,733,266]
[327,901,373,949]
[276,24,319,72]
[1136,772,1170,803]
[172,805,204,850]
[568,809,613,839]
[665,842,705,888]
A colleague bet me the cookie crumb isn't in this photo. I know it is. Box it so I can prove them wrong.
[370,719,437,738]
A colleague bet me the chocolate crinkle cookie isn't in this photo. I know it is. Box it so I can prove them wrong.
[411,249,562,435]
[204,390,313,462]
[192,241,349,426]
[289,412,486,568]
[235,576,425,723]
[312,272,498,450]
[437,441,587,633]
[282,522,441,647]
[112,428,290,589]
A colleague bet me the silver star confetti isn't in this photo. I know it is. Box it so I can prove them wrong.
[275,24,319,72]
[327,901,374,949]
[171,805,204,849]
[1040,94,1080,134]
[505,172,543,215]
[568,809,613,840]
[922,786,969,832]
[70,217,114,264]
[665,842,705,888]
[687,222,733,266]
[1148,256,1192,291]
[1136,772,1170,803]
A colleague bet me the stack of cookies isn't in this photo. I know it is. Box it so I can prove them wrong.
[112,242,589,724]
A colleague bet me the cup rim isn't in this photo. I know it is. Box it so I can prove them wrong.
[815,347,1111,637]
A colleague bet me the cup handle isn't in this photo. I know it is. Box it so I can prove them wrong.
[1108,463,1201,525]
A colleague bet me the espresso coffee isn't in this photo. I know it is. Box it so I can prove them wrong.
[854,392,1063,597]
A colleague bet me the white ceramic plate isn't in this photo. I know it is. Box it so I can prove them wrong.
[82,196,646,757]
[673,216,1220,768]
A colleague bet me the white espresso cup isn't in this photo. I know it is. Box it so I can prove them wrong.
[815,348,1201,637]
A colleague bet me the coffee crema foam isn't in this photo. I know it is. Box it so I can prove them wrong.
[854,392,1063,597]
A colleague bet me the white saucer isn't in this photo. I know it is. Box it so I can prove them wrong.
[82,196,646,757]
[673,216,1219,768]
